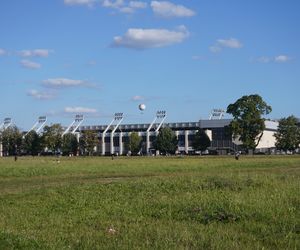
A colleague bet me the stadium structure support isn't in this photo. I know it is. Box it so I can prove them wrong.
[0,118,13,157]
[62,115,84,141]
[0,118,12,130]
[110,113,124,155]
[24,116,47,137]
[146,111,166,154]
[101,113,124,155]
[209,109,225,120]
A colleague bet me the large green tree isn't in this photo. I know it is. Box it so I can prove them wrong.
[23,130,42,156]
[79,130,98,156]
[227,94,272,151]
[154,127,178,155]
[274,116,300,152]
[41,124,63,154]
[61,133,79,156]
[126,132,142,155]
[192,129,211,152]
[1,126,22,156]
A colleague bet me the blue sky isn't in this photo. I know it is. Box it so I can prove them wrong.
[0,0,299,130]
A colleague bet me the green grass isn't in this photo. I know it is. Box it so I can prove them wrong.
[0,156,299,249]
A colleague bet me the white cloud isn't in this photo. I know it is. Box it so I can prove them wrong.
[119,7,135,13]
[64,106,97,113]
[257,56,271,63]
[64,0,95,6]
[129,1,147,9]
[131,95,145,101]
[102,0,124,8]
[27,89,55,100]
[217,38,243,49]
[209,46,221,53]
[20,60,41,69]
[151,1,195,18]
[19,49,51,57]
[275,55,291,63]
[43,78,90,87]
[255,55,291,63]
[210,38,243,53]
[112,25,189,49]
[103,0,146,13]
[64,0,147,13]
[0,48,7,56]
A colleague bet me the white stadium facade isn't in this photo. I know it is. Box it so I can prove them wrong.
[77,110,279,155]
[0,110,282,156]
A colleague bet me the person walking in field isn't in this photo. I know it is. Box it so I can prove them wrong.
[235,151,240,160]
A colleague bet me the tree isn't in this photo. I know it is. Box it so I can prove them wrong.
[23,130,42,155]
[79,130,98,156]
[227,94,272,151]
[41,124,63,154]
[192,129,211,152]
[1,126,22,156]
[154,127,178,155]
[61,133,79,156]
[274,116,300,152]
[126,132,142,155]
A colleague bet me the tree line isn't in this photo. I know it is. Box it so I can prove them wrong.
[226,94,300,153]
[0,123,211,156]
[0,124,98,156]
[0,94,299,156]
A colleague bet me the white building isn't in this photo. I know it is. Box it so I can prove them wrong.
[78,119,279,155]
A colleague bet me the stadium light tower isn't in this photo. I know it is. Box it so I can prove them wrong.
[146,110,167,154]
[0,118,12,131]
[110,113,124,155]
[101,113,124,156]
[25,116,47,137]
[62,114,84,137]
[209,109,225,120]
[0,118,13,157]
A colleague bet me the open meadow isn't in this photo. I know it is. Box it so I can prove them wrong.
[0,155,299,249]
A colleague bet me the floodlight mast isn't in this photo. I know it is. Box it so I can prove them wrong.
[146,117,157,154]
[146,111,167,154]
[155,111,167,132]
[25,116,47,137]
[110,113,123,155]
[101,113,124,156]
[71,115,84,134]
[0,118,13,157]
[147,117,157,133]
[101,117,115,156]
[209,109,225,120]
[62,115,84,137]
[0,118,12,131]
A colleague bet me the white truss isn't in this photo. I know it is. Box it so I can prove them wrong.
[25,116,47,136]
[146,110,167,153]
[209,109,225,120]
[62,114,84,136]
[0,118,12,131]
[102,113,124,155]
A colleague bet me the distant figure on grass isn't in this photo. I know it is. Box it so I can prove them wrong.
[14,145,18,161]
[235,151,240,160]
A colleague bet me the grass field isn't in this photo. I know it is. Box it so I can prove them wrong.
[0,156,299,249]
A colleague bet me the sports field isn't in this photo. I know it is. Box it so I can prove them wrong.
[0,156,299,249]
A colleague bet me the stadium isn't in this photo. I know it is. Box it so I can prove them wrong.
[80,117,279,156]
[0,109,280,156]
